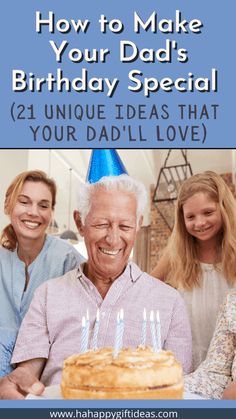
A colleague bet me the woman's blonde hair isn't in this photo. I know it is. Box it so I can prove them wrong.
[1,170,56,251]
[163,171,236,290]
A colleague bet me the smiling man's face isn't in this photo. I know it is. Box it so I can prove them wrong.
[75,188,141,284]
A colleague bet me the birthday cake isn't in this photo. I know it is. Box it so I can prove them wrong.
[61,346,183,399]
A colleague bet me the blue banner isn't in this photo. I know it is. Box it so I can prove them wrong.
[1,406,236,419]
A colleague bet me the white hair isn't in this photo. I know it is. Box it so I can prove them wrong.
[76,174,147,225]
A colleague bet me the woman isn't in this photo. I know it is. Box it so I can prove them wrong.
[151,171,236,370]
[0,170,84,376]
[185,291,236,399]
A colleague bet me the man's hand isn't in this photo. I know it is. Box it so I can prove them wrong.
[222,381,236,399]
[0,359,45,399]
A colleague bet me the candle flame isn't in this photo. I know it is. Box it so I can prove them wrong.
[150,310,154,322]
[143,308,147,321]
[86,309,89,321]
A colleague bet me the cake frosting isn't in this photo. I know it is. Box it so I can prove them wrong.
[61,346,183,399]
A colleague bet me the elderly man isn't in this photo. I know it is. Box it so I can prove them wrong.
[0,169,192,399]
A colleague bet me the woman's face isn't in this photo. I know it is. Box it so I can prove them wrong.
[10,180,53,244]
[182,192,223,244]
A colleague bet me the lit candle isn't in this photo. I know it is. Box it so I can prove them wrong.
[141,308,147,346]
[84,310,90,351]
[80,316,87,353]
[92,309,100,350]
[156,310,162,351]
[150,310,158,352]
[113,309,124,358]
[113,311,120,358]
[118,308,124,352]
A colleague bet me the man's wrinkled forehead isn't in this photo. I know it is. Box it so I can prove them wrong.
[86,188,137,220]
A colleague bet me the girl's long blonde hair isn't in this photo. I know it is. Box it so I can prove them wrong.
[1,170,56,251]
[163,171,236,290]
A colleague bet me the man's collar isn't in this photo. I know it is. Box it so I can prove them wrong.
[128,261,144,283]
[77,261,144,284]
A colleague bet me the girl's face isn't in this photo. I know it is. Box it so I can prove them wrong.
[182,192,223,244]
[10,180,53,244]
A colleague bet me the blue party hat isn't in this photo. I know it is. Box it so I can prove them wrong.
[86,150,128,184]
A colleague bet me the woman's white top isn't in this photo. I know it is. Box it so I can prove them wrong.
[179,263,236,371]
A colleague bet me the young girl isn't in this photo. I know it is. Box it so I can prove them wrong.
[151,171,236,370]
[0,170,84,376]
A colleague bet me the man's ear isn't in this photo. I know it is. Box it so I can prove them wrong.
[137,215,143,232]
[73,210,84,236]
